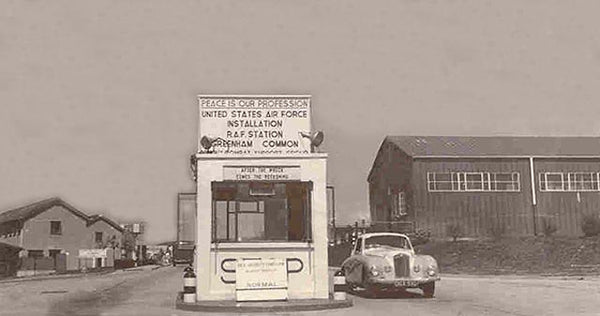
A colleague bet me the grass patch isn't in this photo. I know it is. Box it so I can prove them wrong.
[415,236,600,275]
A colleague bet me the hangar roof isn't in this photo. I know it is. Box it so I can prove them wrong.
[368,136,600,182]
[386,136,600,157]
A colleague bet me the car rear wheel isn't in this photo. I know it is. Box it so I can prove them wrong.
[421,282,435,298]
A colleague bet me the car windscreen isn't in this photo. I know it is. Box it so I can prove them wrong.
[364,235,409,250]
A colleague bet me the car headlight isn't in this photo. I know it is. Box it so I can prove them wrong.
[427,265,437,276]
[369,265,381,276]
[413,264,421,273]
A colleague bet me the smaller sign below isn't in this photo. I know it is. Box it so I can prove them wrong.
[223,166,301,181]
[236,258,288,301]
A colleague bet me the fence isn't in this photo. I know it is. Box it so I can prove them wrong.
[17,254,66,277]
[369,221,415,234]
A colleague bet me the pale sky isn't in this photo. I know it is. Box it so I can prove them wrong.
[2,0,600,243]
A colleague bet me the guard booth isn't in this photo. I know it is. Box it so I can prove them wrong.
[193,95,328,301]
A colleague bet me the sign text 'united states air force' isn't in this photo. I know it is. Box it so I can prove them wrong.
[198,96,311,154]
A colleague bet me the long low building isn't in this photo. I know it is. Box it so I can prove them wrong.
[0,197,123,277]
[368,136,600,238]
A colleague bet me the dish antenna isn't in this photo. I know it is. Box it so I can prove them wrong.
[299,131,324,152]
[200,136,226,151]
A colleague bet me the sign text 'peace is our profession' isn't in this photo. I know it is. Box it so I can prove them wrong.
[198,96,312,155]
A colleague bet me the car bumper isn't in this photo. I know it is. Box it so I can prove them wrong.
[367,276,440,288]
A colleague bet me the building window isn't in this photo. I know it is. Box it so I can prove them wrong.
[50,221,62,235]
[427,172,520,192]
[391,191,407,218]
[95,232,103,244]
[493,172,520,191]
[570,172,598,191]
[539,172,600,192]
[49,249,61,259]
[212,181,312,242]
[464,172,484,191]
[428,173,452,191]
[28,250,44,258]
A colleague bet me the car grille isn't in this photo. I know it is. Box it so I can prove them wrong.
[394,254,410,277]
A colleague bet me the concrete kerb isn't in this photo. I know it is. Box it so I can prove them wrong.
[175,293,353,313]
[0,264,164,284]
[0,269,114,284]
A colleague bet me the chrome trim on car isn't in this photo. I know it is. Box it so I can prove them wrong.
[394,254,410,277]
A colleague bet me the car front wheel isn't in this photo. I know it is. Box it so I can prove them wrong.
[361,267,379,298]
[421,282,435,298]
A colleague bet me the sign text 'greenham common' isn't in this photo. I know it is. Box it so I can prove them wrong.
[198,96,312,155]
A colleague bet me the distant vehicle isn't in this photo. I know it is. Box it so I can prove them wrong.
[341,232,440,298]
[172,241,194,266]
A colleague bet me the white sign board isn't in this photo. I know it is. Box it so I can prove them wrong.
[223,166,301,181]
[236,258,288,301]
[78,249,107,258]
[198,95,312,155]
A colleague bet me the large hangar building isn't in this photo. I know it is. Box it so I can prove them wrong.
[368,136,600,238]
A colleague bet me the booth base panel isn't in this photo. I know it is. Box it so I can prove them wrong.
[176,292,352,313]
[201,289,323,301]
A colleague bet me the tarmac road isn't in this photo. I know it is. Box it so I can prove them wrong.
[1,266,599,316]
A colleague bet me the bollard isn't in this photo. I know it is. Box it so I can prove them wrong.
[333,269,347,300]
[183,265,196,303]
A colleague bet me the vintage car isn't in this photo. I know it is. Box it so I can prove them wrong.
[172,241,194,266]
[341,232,440,297]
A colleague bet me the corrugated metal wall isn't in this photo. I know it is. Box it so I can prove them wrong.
[534,158,600,236]
[368,141,413,226]
[411,158,534,238]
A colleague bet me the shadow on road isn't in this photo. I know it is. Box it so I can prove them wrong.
[46,279,135,316]
[44,266,179,316]
[349,287,428,299]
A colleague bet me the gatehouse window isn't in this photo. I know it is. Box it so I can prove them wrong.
[211,181,312,242]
